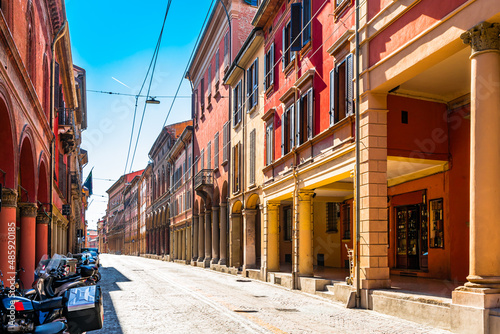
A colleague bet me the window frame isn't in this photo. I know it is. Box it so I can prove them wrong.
[265,121,274,166]
[330,53,354,126]
[283,206,293,241]
[282,21,295,71]
[247,58,259,112]
[233,80,243,127]
[264,44,275,92]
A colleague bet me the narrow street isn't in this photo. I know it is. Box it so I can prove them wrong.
[94,254,451,334]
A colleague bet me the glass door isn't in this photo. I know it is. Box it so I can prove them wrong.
[396,205,421,270]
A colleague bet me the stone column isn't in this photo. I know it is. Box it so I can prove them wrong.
[229,213,242,268]
[156,228,160,255]
[204,210,212,266]
[19,203,38,289]
[58,222,64,255]
[267,203,280,272]
[192,215,199,261]
[298,190,314,277]
[186,225,192,262]
[211,206,220,264]
[452,23,500,334]
[219,203,228,265]
[242,209,257,270]
[35,213,49,264]
[0,188,17,278]
[357,92,391,293]
[62,224,67,255]
[198,214,205,262]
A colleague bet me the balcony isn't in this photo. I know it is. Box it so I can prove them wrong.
[194,169,214,202]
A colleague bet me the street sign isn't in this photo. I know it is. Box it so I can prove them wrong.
[62,204,70,216]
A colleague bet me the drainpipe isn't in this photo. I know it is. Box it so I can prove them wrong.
[49,22,68,256]
[355,0,361,308]
[291,83,298,290]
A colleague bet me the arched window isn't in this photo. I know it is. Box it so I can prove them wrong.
[27,3,36,83]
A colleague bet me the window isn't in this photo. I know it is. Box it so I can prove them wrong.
[249,129,256,185]
[342,203,351,239]
[266,122,274,165]
[223,122,229,164]
[330,54,354,125]
[207,65,212,96]
[200,149,205,170]
[233,142,241,193]
[188,154,192,177]
[200,78,205,114]
[326,202,340,233]
[214,132,219,169]
[233,80,242,126]
[284,206,292,241]
[282,21,295,70]
[301,0,311,47]
[264,44,274,91]
[186,190,191,210]
[224,32,229,68]
[247,58,258,112]
[297,88,314,145]
[429,198,444,248]
[207,141,211,170]
[215,49,220,84]
[281,104,294,156]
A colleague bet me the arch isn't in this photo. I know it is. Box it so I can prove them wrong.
[213,186,220,206]
[232,200,243,214]
[246,194,260,210]
[194,199,199,215]
[221,181,228,204]
[0,88,17,188]
[37,158,49,204]
[19,126,37,202]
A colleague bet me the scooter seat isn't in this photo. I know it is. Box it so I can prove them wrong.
[33,322,67,334]
[32,297,64,311]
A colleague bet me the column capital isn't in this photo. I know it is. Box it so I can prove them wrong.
[242,208,257,216]
[298,190,315,201]
[36,213,50,225]
[220,202,228,208]
[19,203,38,217]
[1,187,18,208]
[212,205,220,212]
[461,22,500,56]
[267,202,280,211]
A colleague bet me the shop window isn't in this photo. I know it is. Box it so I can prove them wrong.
[247,58,258,112]
[284,206,292,241]
[326,202,340,233]
[264,44,274,91]
[429,198,444,248]
[330,54,354,125]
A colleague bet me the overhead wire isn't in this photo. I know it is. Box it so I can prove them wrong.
[161,0,217,128]
[123,0,173,174]
[87,89,190,98]
[128,0,174,173]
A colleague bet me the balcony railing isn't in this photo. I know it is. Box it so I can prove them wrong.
[194,169,213,190]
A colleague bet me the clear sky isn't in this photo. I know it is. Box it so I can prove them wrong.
[66,0,214,229]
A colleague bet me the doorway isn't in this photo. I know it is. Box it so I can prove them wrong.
[396,205,420,270]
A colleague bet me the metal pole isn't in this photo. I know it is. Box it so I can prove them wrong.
[49,22,68,256]
[355,0,361,308]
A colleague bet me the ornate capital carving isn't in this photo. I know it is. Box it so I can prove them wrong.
[267,202,280,211]
[461,22,500,55]
[1,188,18,208]
[36,213,50,225]
[298,190,315,202]
[19,203,38,217]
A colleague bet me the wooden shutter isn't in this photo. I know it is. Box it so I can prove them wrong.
[282,27,285,71]
[290,105,295,148]
[215,49,220,83]
[250,129,256,185]
[207,141,211,170]
[281,114,285,156]
[253,58,258,108]
[214,133,219,169]
[346,54,354,116]
[201,149,204,170]
[296,99,301,145]
[233,86,238,126]
[291,3,302,52]
[270,44,274,86]
[330,69,335,126]
[237,80,242,122]
[208,65,211,95]
[247,66,251,110]
[307,88,314,139]
[264,51,268,91]
[223,122,228,162]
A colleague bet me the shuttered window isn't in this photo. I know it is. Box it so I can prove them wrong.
[249,129,256,185]
[266,122,273,165]
[282,21,294,70]
[200,78,205,113]
[247,58,259,111]
[232,143,241,193]
[264,44,274,91]
[233,80,242,126]
[200,149,205,170]
[302,0,311,46]
[207,141,211,170]
[215,49,220,84]
[298,88,314,145]
[224,32,229,68]
[222,122,229,163]
[214,133,219,169]
[330,54,354,125]
[207,65,212,95]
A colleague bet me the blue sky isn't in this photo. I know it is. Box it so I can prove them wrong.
[66,0,214,228]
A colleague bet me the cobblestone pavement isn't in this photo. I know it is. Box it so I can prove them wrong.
[93,254,451,334]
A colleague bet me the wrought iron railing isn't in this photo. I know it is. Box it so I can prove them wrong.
[194,169,213,190]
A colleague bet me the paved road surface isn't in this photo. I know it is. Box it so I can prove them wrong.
[93,254,451,334]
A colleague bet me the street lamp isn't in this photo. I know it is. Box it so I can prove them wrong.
[146,97,160,104]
